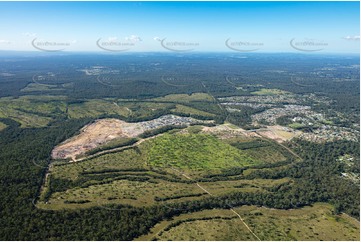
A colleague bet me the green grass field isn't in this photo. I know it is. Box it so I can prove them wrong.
[142,203,359,241]
[146,133,258,171]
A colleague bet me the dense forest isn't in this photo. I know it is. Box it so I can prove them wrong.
[0,54,359,115]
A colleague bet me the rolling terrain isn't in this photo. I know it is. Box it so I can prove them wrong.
[0,53,359,240]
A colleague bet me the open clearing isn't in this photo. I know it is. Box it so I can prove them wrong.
[201,123,259,139]
[234,203,360,241]
[51,115,207,160]
[171,104,215,118]
[138,203,359,241]
[251,88,291,96]
[255,125,302,143]
[39,124,296,210]
[146,133,259,171]
[41,178,208,209]
[37,117,359,241]
[51,118,131,160]
[152,92,214,102]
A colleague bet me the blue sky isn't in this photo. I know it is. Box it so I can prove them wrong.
[0,1,359,53]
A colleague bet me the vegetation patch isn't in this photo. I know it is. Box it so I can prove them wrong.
[68,99,130,119]
[152,203,359,241]
[42,179,203,209]
[234,203,360,241]
[171,104,215,118]
[251,88,290,96]
[288,122,307,129]
[84,137,139,156]
[147,133,258,171]
[158,217,247,241]
[21,83,65,92]
[152,93,214,103]
[0,95,66,127]
[0,121,7,131]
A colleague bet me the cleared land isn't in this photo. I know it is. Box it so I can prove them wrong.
[39,125,296,210]
[255,125,302,143]
[171,104,215,118]
[233,204,360,241]
[146,133,258,171]
[251,88,291,96]
[51,115,207,160]
[51,118,130,160]
[152,93,214,102]
[41,178,208,209]
[143,203,359,241]
[35,104,359,241]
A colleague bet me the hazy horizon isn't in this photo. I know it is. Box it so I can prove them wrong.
[0,1,359,53]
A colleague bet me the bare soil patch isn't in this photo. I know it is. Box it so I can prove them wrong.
[52,119,134,160]
[52,115,206,160]
[256,125,301,143]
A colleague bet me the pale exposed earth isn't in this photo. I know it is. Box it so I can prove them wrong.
[52,116,300,162]
[51,115,207,161]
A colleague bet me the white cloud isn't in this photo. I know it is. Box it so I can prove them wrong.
[0,39,11,44]
[153,37,162,41]
[125,35,142,42]
[343,35,360,41]
[108,37,118,42]
[22,32,37,38]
